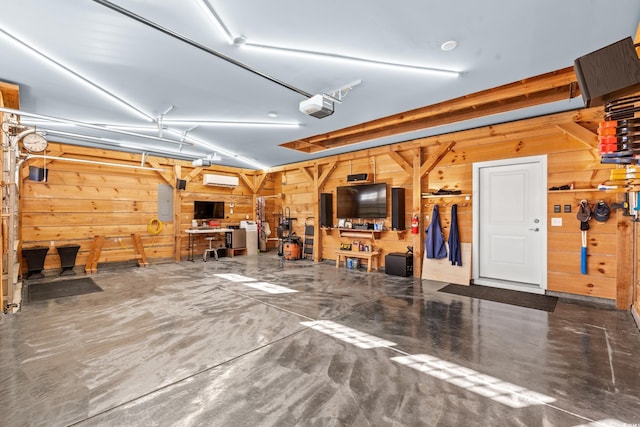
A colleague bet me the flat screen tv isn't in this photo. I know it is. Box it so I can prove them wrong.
[194,201,225,219]
[336,183,387,219]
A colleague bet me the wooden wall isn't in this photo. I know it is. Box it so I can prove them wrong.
[19,144,266,272]
[272,107,625,303]
[16,106,636,307]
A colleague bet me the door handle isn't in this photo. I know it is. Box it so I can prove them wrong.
[528,227,540,232]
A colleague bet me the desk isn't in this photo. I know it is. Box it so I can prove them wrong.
[334,250,380,273]
[185,228,232,261]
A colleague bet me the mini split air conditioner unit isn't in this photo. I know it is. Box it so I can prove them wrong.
[203,174,239,187]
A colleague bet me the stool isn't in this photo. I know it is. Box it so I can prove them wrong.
[203,237,219,262]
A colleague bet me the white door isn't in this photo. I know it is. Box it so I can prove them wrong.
[472,156,547,294]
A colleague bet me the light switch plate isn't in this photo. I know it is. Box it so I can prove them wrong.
[551,217,562,227]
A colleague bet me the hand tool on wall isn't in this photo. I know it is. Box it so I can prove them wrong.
[576,200,591,275]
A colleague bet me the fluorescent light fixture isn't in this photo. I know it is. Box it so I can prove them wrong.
[0,28,153,121]
[197,0,234,44]
[196,2,460,77]
[2,107,193,146]
[165,128,269,170]
[243,42,461,77]
[162,119,300,128]
[24,154,165,172]
[40,129,204,159]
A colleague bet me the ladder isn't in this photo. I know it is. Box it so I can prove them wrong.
[85,235,104,274]
[303,218,314,260]
[131,233,148,267]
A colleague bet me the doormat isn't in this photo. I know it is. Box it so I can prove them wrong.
[27,278,103,302]
[438,284,558,312]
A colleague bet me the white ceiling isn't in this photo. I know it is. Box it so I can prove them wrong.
[1,1,639,169]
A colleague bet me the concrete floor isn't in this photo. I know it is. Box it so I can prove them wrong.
[1,253,639,427]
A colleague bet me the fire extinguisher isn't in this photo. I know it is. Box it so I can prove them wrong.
[411,214,419,234]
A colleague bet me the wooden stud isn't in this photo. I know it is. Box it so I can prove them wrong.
[555,122,598,150]
[421,142,456,177]
[616,193,633,309]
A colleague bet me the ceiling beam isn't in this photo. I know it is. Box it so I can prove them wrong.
[281,67,579,153]
[555,122,598,150]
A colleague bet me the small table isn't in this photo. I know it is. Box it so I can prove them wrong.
[334,250,381,272]
[185,228,233,261]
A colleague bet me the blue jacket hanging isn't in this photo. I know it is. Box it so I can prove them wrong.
[425,205,447,259]
[448,204,462,266]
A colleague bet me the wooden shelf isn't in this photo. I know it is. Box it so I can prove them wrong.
[547,188,598,193]
[422,193,471,199]
[338,228,381,240]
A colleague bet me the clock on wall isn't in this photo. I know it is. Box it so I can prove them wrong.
[21,133,48,153]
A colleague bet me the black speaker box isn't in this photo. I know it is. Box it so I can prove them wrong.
[320,193,333,227]
[574,37,640,107]
[176,178,187,190]
[385,252,413,277]
[391,187,405,230]
[347,173,368,182]
[28,166,48,182]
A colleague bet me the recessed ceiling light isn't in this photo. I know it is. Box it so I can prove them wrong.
[233,35,247,45]
[268,112,278,118]
[441,40,458,51]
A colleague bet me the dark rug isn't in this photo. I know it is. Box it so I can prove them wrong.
[27,278,103,302]
[438,284,558,312]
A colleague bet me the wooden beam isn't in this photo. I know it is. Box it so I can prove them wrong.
[298,167,314,185]
[254,173,268,193]
[313,164,322,263]
[616,196,633,309]
[387,149,413,175]
[304,71,576,146]
[185,167,201,183]
[268,108,604,174]
[147,160,172,185]
[173,165,182,262]
[238,173,256,193]
[420,141,456,177]
[555,123,598,150]
[318,162,337,188]
[281,67,578,153]
[412,149,423,278]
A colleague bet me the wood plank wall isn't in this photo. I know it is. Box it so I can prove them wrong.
[273,107,622,302]
[17,106,633,305]
[19,144,267,272]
